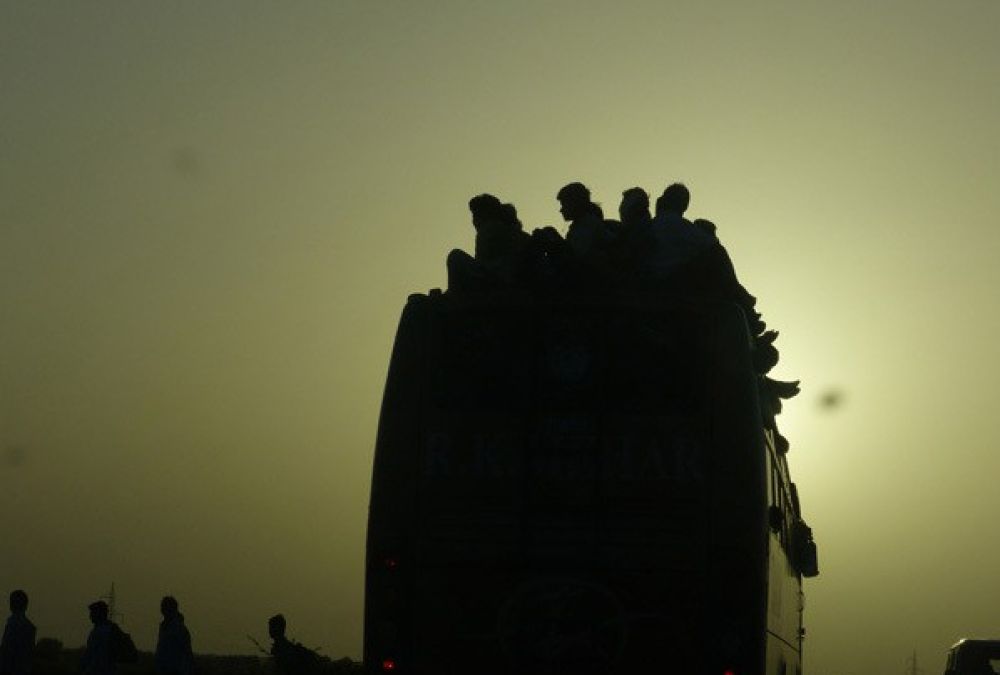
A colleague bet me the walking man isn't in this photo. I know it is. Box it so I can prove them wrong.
[79,601,114,675]
[154,596,193,675]
[0,590,35,675]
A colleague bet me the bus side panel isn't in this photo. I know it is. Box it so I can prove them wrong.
[708,305,770,675]
[365,298,432,671]
[764,440,804,675]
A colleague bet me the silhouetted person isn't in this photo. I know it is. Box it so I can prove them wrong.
[499,201,533,285]
[646,182,715,284]
[554,182,619,286]
[653,188,766,326]
[619,187,652,232]
[447,193,529,291]
[80,602,114,675]
[557,182,609,260]
[267,614,320,675]
[500,202,523,236]
[0,590,35,675]
[692,217,717,237]
[469,194,514,263]
[615,187,654,280]
[681,215,768,339]
[154,596,193,675]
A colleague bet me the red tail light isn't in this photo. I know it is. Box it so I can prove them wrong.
[382,657,397,671]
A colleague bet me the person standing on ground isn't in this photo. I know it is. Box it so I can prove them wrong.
[79,601,114,675]
[154,596,193,675]
[0,590,35,675]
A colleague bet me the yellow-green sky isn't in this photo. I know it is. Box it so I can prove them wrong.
[2,2,999,673]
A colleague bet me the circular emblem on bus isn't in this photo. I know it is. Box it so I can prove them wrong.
[496,577,628,674]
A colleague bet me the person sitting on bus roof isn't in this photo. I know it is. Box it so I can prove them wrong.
[499,201,534,285]
[620,187,652,229]
[614,187,655,284]
[556,182,618,285]
[446,193,529,292]
[649,184,766,334]
[558,182,607,256]
[686,220,767,337]
[645,183,715,285]
[692,217,717,238]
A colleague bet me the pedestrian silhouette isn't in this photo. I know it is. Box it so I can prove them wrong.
[154,596,194,675]
[0,590,35,675]
[267,614,321,674]
[80,601,115,675]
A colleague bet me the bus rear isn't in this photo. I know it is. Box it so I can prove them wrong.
[365,292,773,675]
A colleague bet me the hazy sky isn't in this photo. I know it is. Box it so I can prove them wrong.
[2,2,999,673]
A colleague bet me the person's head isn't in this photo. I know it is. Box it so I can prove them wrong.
[9,590,28,614]
[160,595,179,618]
[268,614,287,640]
[88,601,109,625]
[657,183,690,217]
[692,218,717,236]
[468,193,504,230]
[619,187,651,225]
[556,182,592,222]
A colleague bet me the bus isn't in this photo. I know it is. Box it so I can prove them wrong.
[944,639,1000,675]
[364,290,818,675]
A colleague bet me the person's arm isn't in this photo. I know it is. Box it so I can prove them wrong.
[182,625,194,660]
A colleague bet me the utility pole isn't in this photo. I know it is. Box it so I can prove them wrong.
[100,582,125,625]
[906,650,920,675]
